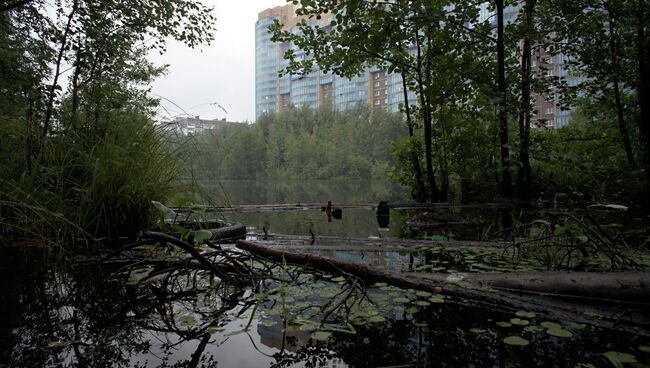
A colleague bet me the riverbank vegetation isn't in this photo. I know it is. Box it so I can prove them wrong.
[270,0,650,207]
[186,103,643,204]
[0,0,215,243]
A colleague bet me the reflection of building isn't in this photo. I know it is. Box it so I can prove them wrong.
[167,116,241,135]
[255,4,416,119]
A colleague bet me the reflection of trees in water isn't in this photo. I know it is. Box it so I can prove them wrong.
[4,247,647,368]
[5,249,149,367]
[201,179,407,206]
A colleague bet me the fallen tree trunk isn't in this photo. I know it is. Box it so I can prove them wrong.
[236,240,650,334]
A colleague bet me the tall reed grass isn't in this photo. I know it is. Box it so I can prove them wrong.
[0,109,184,246]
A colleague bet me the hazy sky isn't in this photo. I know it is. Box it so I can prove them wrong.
[150,0,288,123]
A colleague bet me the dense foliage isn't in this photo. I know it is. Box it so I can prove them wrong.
[187,105,405,180]
[0,0,215,243]
[270,0,650,206]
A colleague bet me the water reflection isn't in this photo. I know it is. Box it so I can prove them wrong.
[1,247,649,368]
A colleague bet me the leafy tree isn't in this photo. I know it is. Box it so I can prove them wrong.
[540,0,649,201]
[270,0,505,202]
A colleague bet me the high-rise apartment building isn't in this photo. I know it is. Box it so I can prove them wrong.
[255,4,415,119]
[256,4,578,128]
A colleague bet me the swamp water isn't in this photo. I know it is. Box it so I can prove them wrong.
[1,180,649,367]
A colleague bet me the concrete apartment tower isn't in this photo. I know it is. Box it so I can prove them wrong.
[254,4,416,120]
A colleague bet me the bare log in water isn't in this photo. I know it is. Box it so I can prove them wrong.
[236,239,650,334]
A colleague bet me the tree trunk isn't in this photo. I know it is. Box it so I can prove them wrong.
[605,2,636,168]
[517,0,534,200]
[236,240,650,332]
[496,0,513,198]
[637,0,650,206]
[401,73,426,202]
[414,30,440,202]
[40,0,80,155]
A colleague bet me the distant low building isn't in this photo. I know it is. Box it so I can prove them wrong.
[165,116,242,135]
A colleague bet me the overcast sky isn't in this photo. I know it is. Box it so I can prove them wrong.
[150,0,288,123]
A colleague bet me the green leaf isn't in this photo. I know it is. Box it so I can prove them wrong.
[546,327,573,338]
[152,200,175,215]
[515,311,536,318]
[192,229,213,243]
[553,226,568,236]
[540,321,562,330]
[639,346,650,353]
[311,331,332,341]
[496,321,512,328]
[469,328,486,334]
[503,336,529,346]
[601,352,637,368]
[510,318,530,326]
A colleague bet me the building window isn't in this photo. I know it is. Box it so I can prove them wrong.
[546,107,555,114]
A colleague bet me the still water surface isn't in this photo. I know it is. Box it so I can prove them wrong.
[1,180,649,367]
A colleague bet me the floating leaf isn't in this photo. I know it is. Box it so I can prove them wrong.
[207,326,224,334]
[639,346,650,353]
[515,311,536,319]
[510,318,530,326]
[496,322,512,328]
[405,306,420,314]
[414,300,430,307]
[524,325,544,333]
[415,290,432,297]
[393,297,411,303]
[429,296,445,304]
[368,315,386,323]
[602,351,637,368]
[503,336,529,346]
[546,327,573,338]
[567,322,586,331]
[540,321,562,330]
[178,315,196,326]
[331,276,346,283]
[469,328,486,334]
[311,331,332,341]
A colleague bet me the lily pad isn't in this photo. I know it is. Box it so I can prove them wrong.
[510,318,530,326]
[639,346,650,353]
[546,327,573,338]
[311,331,332,341]
[469,328,486,334]
[393,297,411,303]
[496,321,512,328]
[567,322,586,331]
[178,315,196,326]
[368,315,386,323]
[414,300,430,307]
[524,325,544,333]
[515,311,536,319]
[540,321,562,330]
[602,351,637,368]
[503,336,529,346]
[429,296,445,304]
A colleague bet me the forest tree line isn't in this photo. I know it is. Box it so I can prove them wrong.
[186,101,642,204]
[270,0,650,206]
